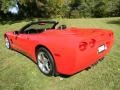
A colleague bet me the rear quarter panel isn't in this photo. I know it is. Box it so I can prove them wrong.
[33,34,78,75]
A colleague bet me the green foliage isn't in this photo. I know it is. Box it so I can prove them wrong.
[44,0,71,18]
[69,0,106,18]
[1,0,16,13]
[0,0,120,18]
[105,0,120,17]
[70,9,80,18]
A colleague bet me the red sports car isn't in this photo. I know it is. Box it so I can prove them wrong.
[4,21,114,76]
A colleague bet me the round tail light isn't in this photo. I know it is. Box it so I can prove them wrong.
[109,32,113,37]
[79,42,87,51]
[89,39,96,48]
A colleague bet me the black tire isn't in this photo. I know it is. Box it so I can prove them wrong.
[5,36,11,49]
[36,47,56,76]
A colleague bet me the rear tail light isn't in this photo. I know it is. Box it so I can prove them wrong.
[106,41,110,47]
[89,39,96,48]
[79,42,87,51]
[109,32,113,37]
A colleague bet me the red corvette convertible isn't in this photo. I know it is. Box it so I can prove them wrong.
[4,21,114,76]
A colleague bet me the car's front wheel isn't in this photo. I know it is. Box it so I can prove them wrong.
[5,36,11,49]
[36,47,56,76]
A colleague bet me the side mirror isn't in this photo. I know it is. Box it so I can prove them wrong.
[14,31,19,35]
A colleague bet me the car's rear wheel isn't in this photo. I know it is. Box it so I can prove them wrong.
[36,47,56,76]
[5,36,11,49]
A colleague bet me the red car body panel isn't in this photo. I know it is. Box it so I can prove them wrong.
[5,27,114,75]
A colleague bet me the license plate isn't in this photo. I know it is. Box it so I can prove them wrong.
[98,45,107,53]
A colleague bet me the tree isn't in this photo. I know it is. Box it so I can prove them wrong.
[105,0,120,17]
[0,0,120,19]
[0,0,16,13]
[44,0,71,18]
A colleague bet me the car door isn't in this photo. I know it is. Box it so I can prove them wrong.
[14,33,35,55]
[13,23,37,54]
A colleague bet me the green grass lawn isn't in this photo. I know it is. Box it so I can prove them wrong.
[0,17,120,90]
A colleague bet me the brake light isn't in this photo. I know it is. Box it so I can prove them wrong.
[89,39,96,48]
[106,41,110,47]
[79,42,87,51]
[109,32,113,37]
